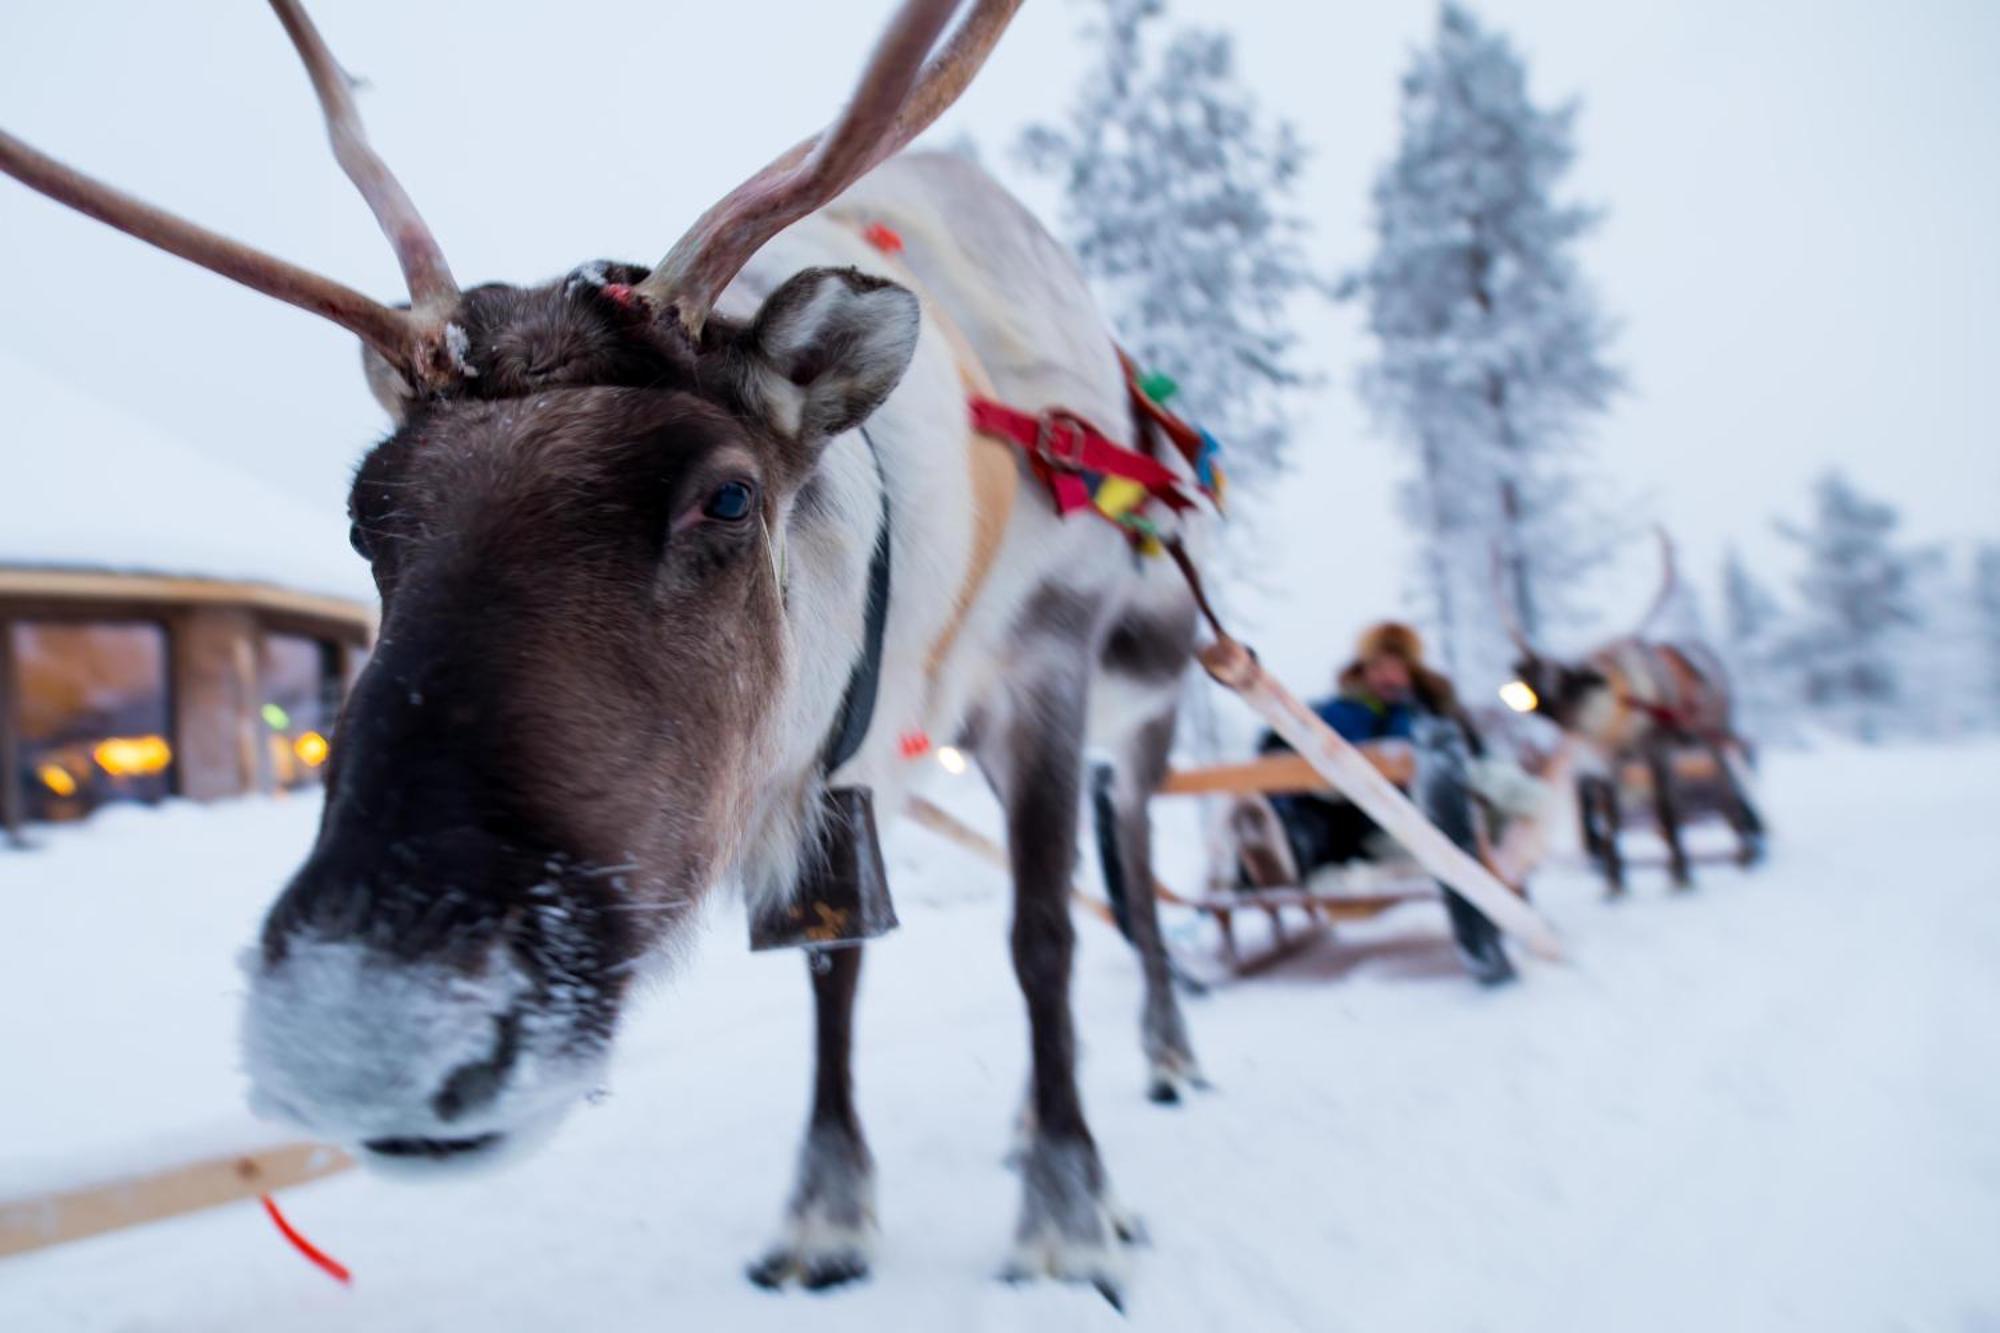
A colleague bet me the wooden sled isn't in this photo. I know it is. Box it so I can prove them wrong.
[1156,746,1561,980]
[906,736,1562,984]
[1169,866,1441,979]
[1576,741,1764,893]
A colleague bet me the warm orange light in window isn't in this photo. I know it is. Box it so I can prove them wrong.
[1499,681,1540,714]
[293,731,330,767]
[92,735,173,778]
[37,763,79,798]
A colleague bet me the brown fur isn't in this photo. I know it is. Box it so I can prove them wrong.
[263,265,917,1027]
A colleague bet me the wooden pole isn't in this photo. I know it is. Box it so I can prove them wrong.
[1197,638,1563,961]
[0,617,24,845]
[1160,749,1413,796]
[0,1141,353,1259]
[903,795,1119,927]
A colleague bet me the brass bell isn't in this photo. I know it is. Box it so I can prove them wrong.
[748,786,899,952]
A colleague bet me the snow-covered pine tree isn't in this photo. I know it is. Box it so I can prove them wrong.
[1016,0,1323,814]
[1723,546,1785,650]
[1897,550,1992,738]
[1345,2,1620,688]
[1016,0,1320,492]
[1776,470,1934,741]
[1972,543,2000,726]
[1721,545,1793,742]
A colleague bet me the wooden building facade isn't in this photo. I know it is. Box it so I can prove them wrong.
[0,569,373,839]
[2,352,377,843]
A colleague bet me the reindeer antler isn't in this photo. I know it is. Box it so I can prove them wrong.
[0,2,462,388]
[1632,526,1680,638]
[266,0,457,318]
[0,129,433,376]
[1490,540,1539,658]
[637,0,1023,337]
[3,3,1012,378]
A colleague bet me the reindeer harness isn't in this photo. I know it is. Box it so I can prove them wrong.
[1591,639,1733,750]
[749,220,1227,957]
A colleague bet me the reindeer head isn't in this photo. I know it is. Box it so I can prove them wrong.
[248,262,925,1168]
[1496,530,1679,742]
[3,0,1019,1171]
[1509,654,1611,730]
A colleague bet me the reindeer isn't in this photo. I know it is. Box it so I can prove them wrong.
[1,0,1205,1302]
[1499,533,1766,892]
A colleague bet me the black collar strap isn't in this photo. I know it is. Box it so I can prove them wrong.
[820,428,892,776]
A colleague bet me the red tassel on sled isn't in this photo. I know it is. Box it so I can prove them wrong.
[261,1193,352,1285]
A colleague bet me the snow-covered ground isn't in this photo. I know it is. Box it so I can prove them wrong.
[3,743,1997,1332]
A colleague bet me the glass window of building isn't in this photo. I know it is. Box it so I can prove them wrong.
[13,620,174,823]
[259,633,339,790]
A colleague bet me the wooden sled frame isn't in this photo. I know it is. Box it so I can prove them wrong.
[907,733,1564,983]
[1157,749,1510,978]
[1576,742,1762,893]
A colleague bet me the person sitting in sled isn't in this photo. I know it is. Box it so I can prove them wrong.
[1230,621,1516,985]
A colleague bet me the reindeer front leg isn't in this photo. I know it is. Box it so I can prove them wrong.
[748,946,875,1291]
[1646,740,1693,889]
[984,665,1137,1308]
[1580,774,1626,896]
[1708,740,1767,867]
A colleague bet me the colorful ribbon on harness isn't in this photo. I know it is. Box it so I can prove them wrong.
[966,397,1200,548]
[967,362,1225,555]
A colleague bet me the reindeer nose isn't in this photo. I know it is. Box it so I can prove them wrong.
[430,1010,523,1122]
[360,1131,506,1163]
[242,928,531,1142]
[350,1025,519,1167]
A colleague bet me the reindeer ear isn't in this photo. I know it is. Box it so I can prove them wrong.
[737,267,920,442]
[360,342,417,424]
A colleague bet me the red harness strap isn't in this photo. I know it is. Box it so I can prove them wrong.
[855,218,1211,542]
[967,397,1199,527]
[1617,643,1724,739]
[1619,691,1730,744]
[1620,694,1689,730]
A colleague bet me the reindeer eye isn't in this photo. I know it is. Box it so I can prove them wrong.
[703,480,757,523]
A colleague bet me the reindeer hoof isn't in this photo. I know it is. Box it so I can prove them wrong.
[1005,1135,1141,1309]
[747,1207,875,1293]
[1145,1053,1210,1106]
[747,1242,872,1292]
[1111,1209,1149,1246]
[1000,1268,1125,1312]
[800,1253,870,1291]
[1000,1247,1129,1313]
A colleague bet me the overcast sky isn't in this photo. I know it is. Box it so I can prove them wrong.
[4,0,1995,679]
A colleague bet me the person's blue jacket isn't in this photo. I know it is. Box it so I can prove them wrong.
[1259,665,1480,760]
[1313,691,1417,745]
